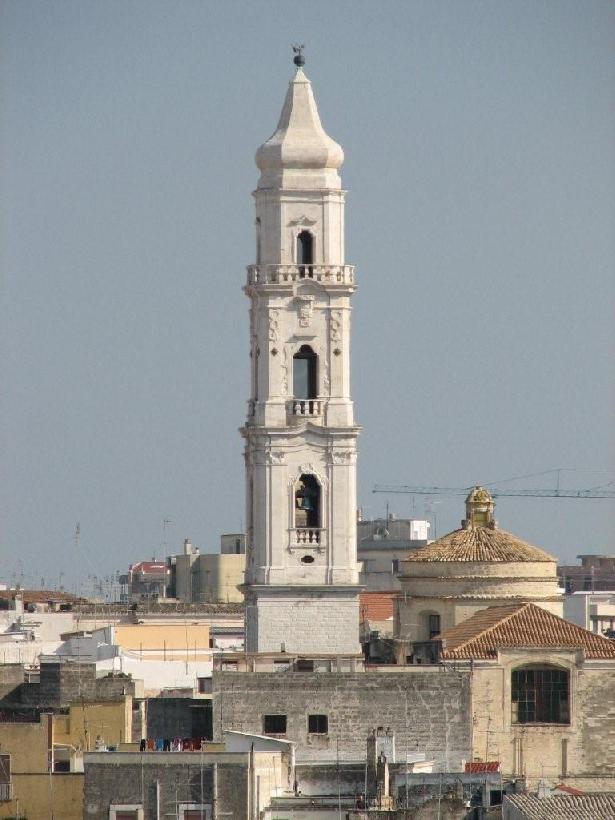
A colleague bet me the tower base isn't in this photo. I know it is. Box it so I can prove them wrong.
[244,585,362,654]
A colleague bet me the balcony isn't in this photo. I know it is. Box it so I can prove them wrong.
[289,399,323,418]
[246,264,355,286]
[290,528,323,549]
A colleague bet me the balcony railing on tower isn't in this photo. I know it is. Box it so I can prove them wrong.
[289,528,324,549]
[289,399,323,417]
[247,264,355,286]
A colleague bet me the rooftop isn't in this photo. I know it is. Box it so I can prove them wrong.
[404,487,555,563]
[359,591,397,622]
[504,792,615,819]
[438,602,615,660]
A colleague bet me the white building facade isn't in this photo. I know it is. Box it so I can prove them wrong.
[241,56,362,654]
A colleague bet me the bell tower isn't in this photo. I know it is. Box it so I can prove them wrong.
[241,51,362,654]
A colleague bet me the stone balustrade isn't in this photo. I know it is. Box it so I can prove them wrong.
[289,399,322,417]
[246,264,355,286]
[291,528,323,547]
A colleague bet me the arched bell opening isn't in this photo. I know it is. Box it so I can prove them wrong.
[297,230,314,276]
[293,345,318,400]
[294,474,321,530]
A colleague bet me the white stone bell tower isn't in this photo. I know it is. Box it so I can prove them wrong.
[241,51,362,654]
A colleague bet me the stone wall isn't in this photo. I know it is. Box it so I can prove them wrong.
[17,663,137,708]
[146,697,213,740]
[0,663,24,701]
[247,594,361,654]
[578,663,615,774]
[84,752,249,819]
[213,668,471,768]
[470,651,615,780]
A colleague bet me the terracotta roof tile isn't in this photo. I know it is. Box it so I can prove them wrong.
[504,793,615,819]
[439,602,615,660]
[405,526,555,563]
[359,592,396,621]
[464,761,500,773]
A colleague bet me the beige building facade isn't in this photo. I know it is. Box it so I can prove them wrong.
[437,602,615,788]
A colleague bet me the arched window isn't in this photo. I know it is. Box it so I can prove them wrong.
[256,217,262,264]
[293,345,318,400]
[295,474,320,529]
[297,230,313,274]
[512,665,569,724]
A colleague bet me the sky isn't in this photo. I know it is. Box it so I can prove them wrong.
[2,1,614,593]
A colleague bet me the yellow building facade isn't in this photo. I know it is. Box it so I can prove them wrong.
[0,698,132,820]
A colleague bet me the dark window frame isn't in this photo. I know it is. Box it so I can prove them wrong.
[511,666,570,725]
[428,613,441,639]
[263,714,287,735]
[308,714,328,734]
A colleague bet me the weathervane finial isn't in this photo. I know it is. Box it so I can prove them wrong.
[292,44,305,68]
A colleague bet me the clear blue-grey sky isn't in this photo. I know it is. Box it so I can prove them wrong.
[2,1,614,592]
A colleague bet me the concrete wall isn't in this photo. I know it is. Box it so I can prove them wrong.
[0,772,83,820]
[83,751,276,819]
[114,623,210,657]
[54,698,133,749]
[212,668,471,769]
[0,664,23,700]
[146,697,213,740]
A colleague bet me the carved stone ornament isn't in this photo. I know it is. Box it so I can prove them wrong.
[322,359,330,395]
[281,348,289,395]
[295,294,315,328]
[330,310,342,342]
[267,451,287,466]
[288,465,327,488]
[288,215,317,227]
[268,309,280,342]
[330,450,354,465]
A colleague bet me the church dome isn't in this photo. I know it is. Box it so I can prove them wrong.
[255,66,344,189]
[405,487,556,563]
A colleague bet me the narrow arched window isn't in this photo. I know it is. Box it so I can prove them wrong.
[297,230,313,273]
[293,345,318,400]
[295,474,320,529]
[512,665,569,724]
[256,217,262,264]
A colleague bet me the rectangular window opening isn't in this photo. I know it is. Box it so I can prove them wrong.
[308,714,328,734]
[263,714,287,734]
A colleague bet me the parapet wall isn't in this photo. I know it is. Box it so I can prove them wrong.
[212,667,471,769]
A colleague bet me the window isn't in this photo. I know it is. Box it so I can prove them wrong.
[221,660,238,671]
[428,614,441,639]
[293,345,318,400]
[297,230,313,267]
[109,807,144,820]
[263,714,287,734]
[0,754,11,802]
[179,805,212,820]
[198,677,212,694]
[511,666,569,724]
[308,714,328,734]
[391,559,400,574]
[256,218,261,264]
[295,474,320,529]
